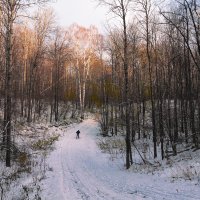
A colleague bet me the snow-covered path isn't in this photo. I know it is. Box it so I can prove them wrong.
[41,119,200,200]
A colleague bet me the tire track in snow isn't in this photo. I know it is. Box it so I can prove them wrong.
[62,130,114,199]
[42,119,200,200]
[58,144,71,200]
[61,146,92,200]
[61,120,136,200]
[61,120,200,200]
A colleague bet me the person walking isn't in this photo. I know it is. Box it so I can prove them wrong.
[76,130,80,139]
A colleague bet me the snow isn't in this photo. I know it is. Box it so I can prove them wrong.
[40,119,200,200]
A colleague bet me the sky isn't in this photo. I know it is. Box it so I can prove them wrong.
[51,0,108,33]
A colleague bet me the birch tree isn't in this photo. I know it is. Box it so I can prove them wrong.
[69,24,100,119]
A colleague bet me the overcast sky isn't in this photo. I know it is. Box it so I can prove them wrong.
[51,0,108,33]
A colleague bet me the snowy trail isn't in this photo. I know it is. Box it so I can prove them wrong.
[41,119,200,200]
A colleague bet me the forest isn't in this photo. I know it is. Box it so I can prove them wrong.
[0,1,200,197]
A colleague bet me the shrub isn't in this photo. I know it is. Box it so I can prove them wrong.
[32,135,59,150]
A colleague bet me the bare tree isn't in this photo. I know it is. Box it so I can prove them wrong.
[0,0,51,167]
[26,8,54,122]
[48,27,71,122]
[135,0,158,158]
[98,0,133,169]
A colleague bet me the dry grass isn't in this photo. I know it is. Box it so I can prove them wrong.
[97,137,126,161]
